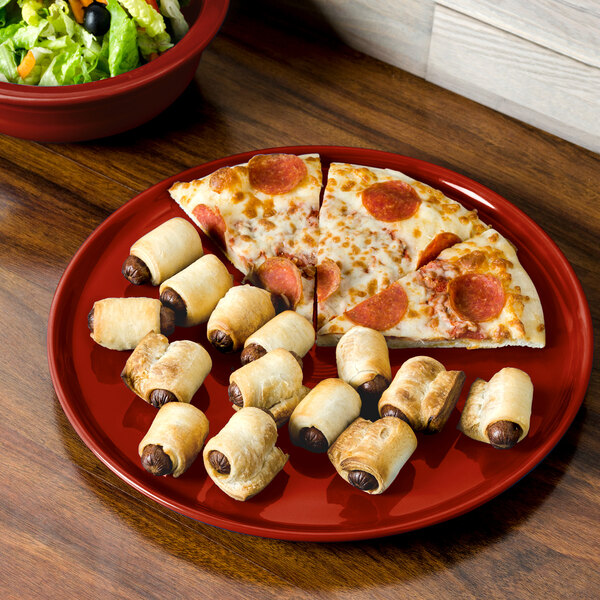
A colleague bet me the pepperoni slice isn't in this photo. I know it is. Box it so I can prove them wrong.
[449,273,506,322]
[191,204,226,246]
[345,283,408,331]
[209,167,234,193]
[256,257,303,307]
[248,154,307,195]
[361,180,421,222]
[417,232,462,269]
[316,259,341,303]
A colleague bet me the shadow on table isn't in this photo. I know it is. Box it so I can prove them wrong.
[91,75,229,149]
[55,394,586,594]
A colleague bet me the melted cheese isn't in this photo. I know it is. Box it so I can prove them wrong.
[170,154,321,321]
[322,229,545,349]
[317,163,488,334]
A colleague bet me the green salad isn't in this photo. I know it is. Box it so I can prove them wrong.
[0,0,189,85]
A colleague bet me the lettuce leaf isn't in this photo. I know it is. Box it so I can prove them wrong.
[0,22,23,44]
[0,41,17,80]
[115,0,166,37]
[158,0,187,40]
[20,0,42,26]
[105,0,139,76]
[136,27,171,60]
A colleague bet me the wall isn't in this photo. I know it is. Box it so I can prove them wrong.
[275,0,600,153]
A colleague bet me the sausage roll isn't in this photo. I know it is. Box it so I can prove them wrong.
[138,402,209,477]
[121,332,212,408]
[122,217,204,286]
[241,310,315,366]
[159,254,233,326]
[88,297,175,351]
[336,326,392,401]
[207,285,276,353]
[378,356,465,434]
[458,367,533,449]
[328,417,417,494]
[228,348,309,427]
[288,378,361,453]
[203,407,289,501]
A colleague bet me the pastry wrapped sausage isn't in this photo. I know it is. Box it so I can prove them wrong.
[328,417,417,494]
[336,326,392,403]
[207,285,276,353]
[288,378,361,453]
[122,217,203,286]
[203,407,289,501]
[159,254,233,326]
[228,348,309,427]
[457,367,533,449]
[138,402,209,477]
[378,356,465,434]
[88,297,175,351]
[121,332,212,408]
[241,310,315,366]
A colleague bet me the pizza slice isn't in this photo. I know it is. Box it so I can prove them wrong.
[169,153,322,321]
[316,162,488,337]
[319,228,545,349]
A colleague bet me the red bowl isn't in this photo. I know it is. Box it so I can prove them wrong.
[0,0,229,143]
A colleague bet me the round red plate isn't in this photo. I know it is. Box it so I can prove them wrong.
[47,146,593,541]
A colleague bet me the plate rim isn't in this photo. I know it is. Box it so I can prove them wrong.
[47,145,594,541]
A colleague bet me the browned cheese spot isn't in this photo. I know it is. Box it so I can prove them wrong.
[243,198,259,219]
[258,218,276,231]
[263,198,275,218]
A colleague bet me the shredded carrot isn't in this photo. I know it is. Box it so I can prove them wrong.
[81,0,107,5]
[17,50,36,80]
[68,0,85,23]
[145,0,159,11]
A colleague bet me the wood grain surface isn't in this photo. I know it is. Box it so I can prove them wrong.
[428,5,600,153]
[1,1,598,598]
[438,0,600,67]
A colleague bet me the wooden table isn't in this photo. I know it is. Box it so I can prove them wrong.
[2,2,598,598]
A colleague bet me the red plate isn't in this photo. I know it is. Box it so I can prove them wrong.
[47,146,593,541]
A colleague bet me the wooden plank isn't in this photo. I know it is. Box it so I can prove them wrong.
[427,5,600,152]
[437,0,600,67]
[273,0,436,77]
[1,427,298,600]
